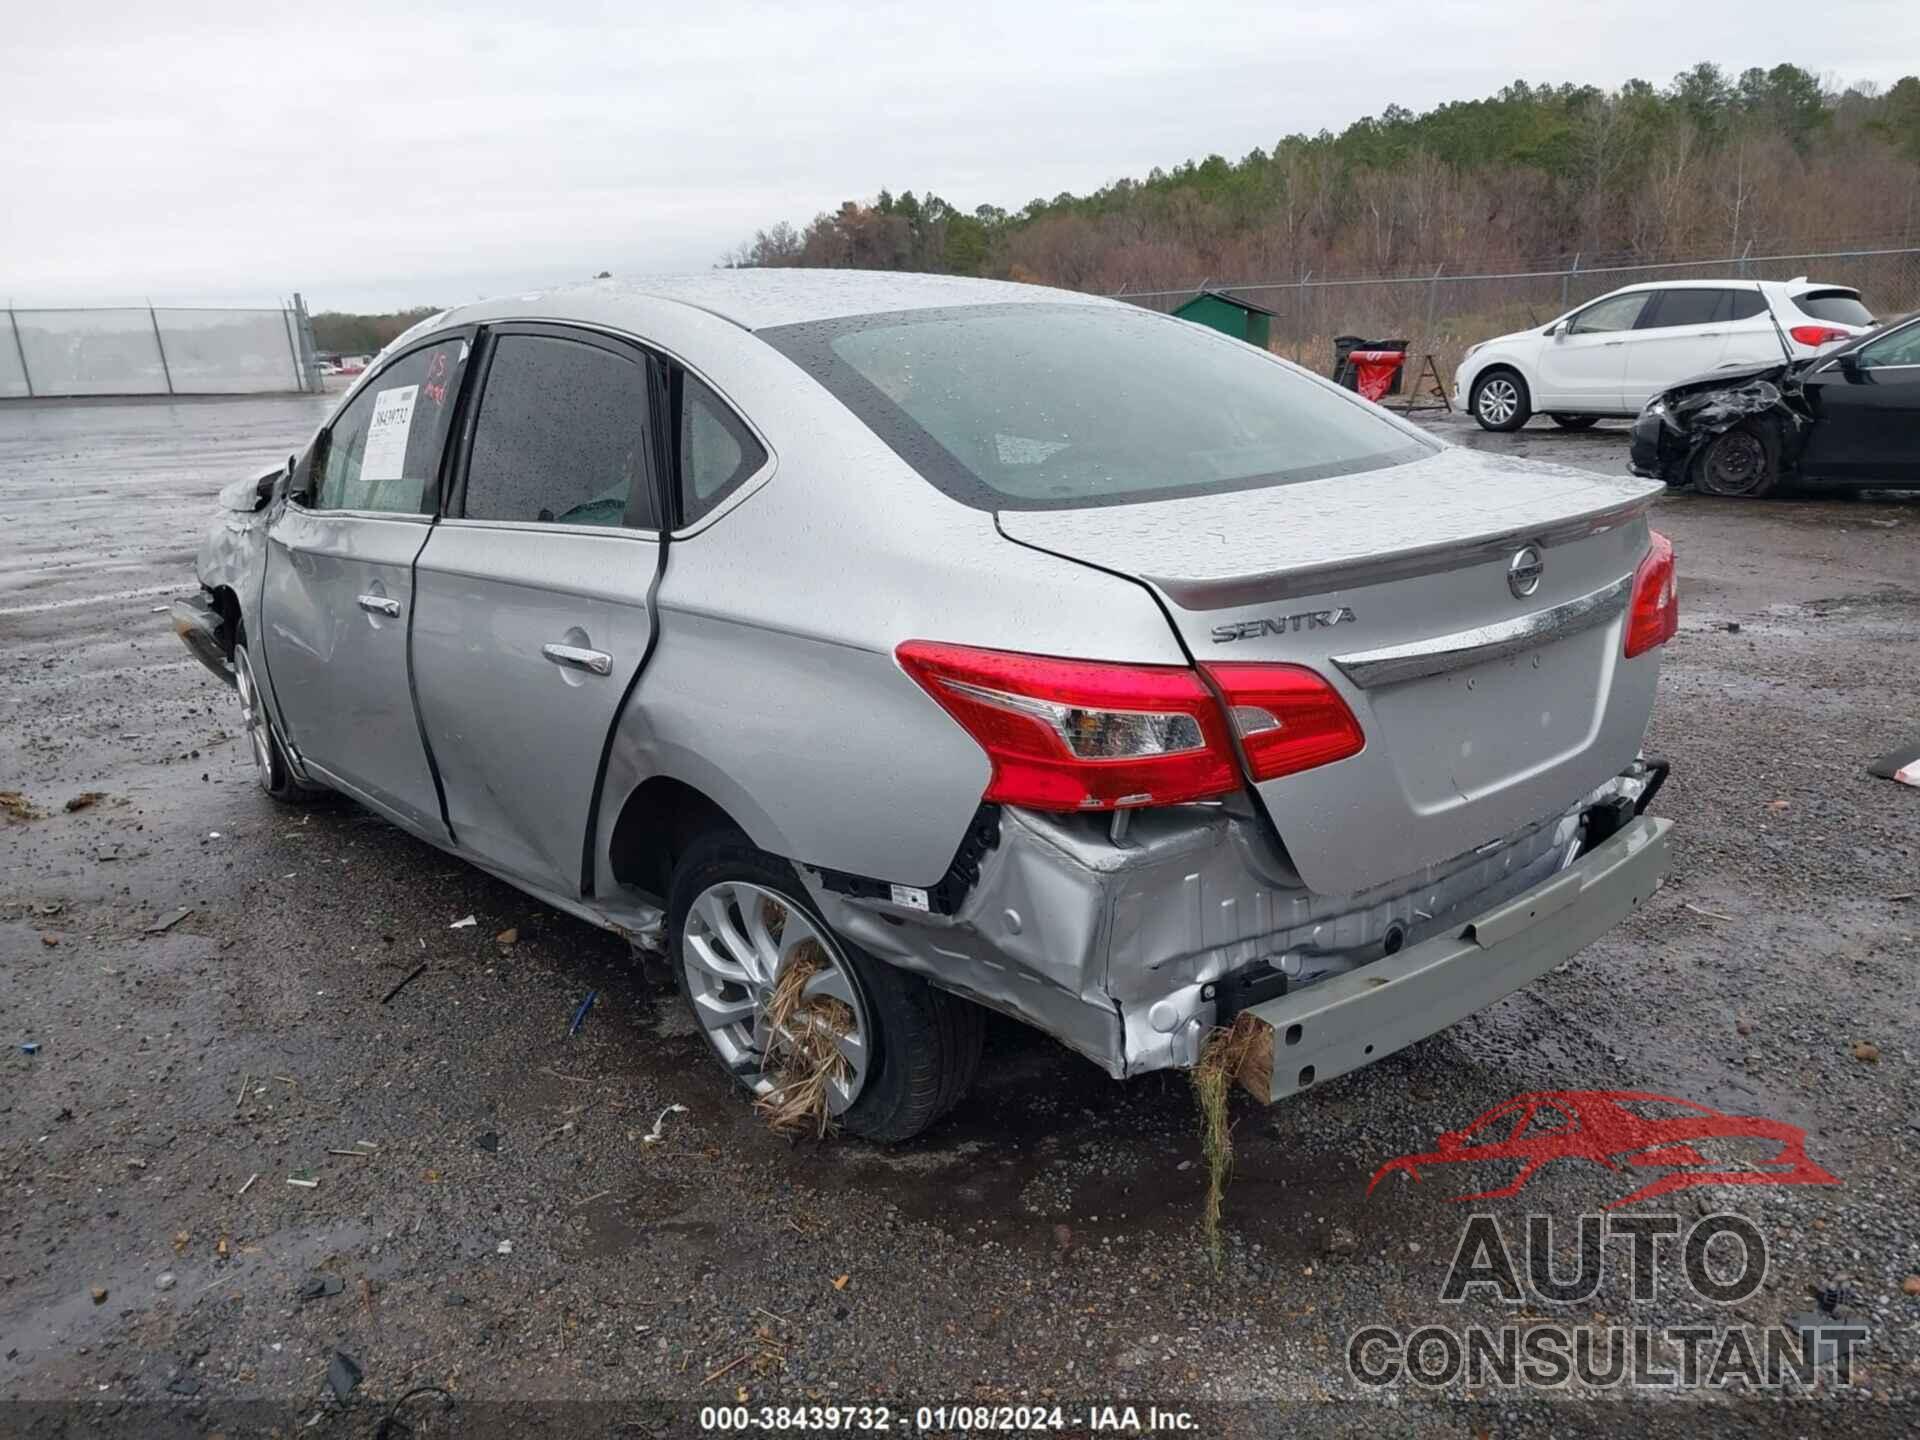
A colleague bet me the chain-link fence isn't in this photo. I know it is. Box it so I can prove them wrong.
[1115,245,1920,388]
[1,297,323,399]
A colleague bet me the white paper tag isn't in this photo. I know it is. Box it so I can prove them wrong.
[889,884,931,912]
[360,385,418,482]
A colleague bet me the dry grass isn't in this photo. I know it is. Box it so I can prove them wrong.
[1189,1012,1273,1272]
[1,791,44,823]
[754,905,856,1139]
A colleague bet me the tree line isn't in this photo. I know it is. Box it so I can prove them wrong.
[308,307,443,357]
[726,64,1920,292]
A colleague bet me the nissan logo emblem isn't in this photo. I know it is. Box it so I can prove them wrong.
[1507,545,1544,599]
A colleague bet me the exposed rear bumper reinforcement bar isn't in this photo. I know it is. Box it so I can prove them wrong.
[170,593,234,687]
[1239,814,1671,1102]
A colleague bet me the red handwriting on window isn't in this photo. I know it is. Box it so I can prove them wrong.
[422,350,451,407]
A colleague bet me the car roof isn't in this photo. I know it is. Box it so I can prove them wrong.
[1607,277,1850,295]
[435,269,1118,334]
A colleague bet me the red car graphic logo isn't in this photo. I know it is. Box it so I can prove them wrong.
[1368,1090,1839,1209]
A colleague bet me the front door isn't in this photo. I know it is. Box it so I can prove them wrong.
[1797,321,1920,485]
[410,325,664,894]
[261,333,470,837]
[1535,291,1648,411]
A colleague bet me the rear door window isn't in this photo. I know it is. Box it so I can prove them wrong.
[311,337,468,513]
[462,333,658,529]
[1793,290,1875,326]
[1639,289,1728,328]
[1726,290,1769,320]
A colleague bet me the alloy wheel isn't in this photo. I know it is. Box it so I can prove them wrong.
[233,647,279,793]
[1477,377,1520,426]
[680,881,872,1114]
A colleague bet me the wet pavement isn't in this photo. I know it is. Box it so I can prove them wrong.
[2,396,1918,1434]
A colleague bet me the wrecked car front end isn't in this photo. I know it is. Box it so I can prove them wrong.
[1629,363,1810,488]
[172,466,284,685]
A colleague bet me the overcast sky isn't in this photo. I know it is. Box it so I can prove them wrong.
[4,1,1915,313]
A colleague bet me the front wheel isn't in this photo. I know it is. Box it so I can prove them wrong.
[669,831,981,1142]
[1470,370,1531,432]
[233,640,326,804]
[1690,421,1780,498]
[1548,414,1599,431]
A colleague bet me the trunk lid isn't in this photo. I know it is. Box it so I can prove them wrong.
[998,447,1666,896]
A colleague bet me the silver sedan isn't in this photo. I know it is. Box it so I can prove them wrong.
[175,271,1675,1140]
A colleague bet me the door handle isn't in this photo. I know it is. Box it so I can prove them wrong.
[542,642,613,676]
[1602,340,1625,347]
[356,594,402,618]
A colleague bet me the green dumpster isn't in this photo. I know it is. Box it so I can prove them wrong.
[1172,289,1275,349]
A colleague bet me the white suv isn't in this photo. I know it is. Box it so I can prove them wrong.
[1455,278,1875,431]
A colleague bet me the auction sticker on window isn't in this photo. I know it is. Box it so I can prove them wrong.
[361,385,418,482]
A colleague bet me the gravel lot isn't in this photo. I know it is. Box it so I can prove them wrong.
[2,397,1917,1436]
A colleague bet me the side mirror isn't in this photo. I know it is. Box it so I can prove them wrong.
[1548,321,1567,339]
[1838,351,1865,380]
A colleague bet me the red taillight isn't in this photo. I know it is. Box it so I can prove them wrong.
[1201,662,1366,780]
[1789,324,1849,347]
[896,641,1363,811]
[896,641,1240,810]
[1624,530,1678,659]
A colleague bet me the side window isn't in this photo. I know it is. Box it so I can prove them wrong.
[312,337,466,513]
[1568,293,1649,335]
[1858,322,1920,369]
[463,334,657,529]
[1641,289,1727,329]
[678,372,768,525]
[1726,289,1769,321]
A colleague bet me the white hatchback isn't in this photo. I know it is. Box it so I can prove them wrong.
[1454,278,1875,431]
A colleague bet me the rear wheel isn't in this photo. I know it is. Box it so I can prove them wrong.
[1548,414,1599,431]
[1690,421,1779,498]
[1470,369,1531,432]
[669,830,981,1142]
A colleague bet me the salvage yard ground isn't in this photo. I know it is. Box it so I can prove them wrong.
[1,395,1917,1434]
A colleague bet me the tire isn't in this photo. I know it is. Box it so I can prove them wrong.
[1548,414,1599,431]
[669,830,982,1142]
[1689,421,1780,499]
[232,636,328,805]
[1470,369,1531,432]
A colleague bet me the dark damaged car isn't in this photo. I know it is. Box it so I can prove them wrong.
[1630,312,1920,497]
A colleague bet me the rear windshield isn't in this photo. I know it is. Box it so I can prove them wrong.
[759,303,1436,511]
[1792,289,1874,326]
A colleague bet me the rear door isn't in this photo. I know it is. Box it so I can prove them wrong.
[1621,289,1734,407]
[1796,320,1920,485]
[409,325,665,894]
[261,333,470,836]
[1535,292,1647,411]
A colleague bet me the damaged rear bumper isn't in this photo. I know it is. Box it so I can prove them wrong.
[811,764,1669,1090]
[170,592,233,686]
[1239,814,1670,1101]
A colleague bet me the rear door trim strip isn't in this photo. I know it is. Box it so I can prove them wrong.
[1330,573,1631,689]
